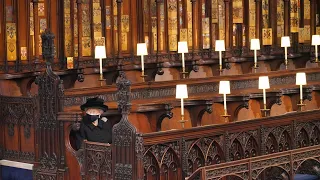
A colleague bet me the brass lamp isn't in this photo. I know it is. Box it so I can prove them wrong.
[215,40,226,72]
[312,35,320,63]
[137,43,148,82]
[176,84,188,128]
[281,36,290,68]
[95,46,106,81]
[178,41,188,78]
[219,81,230,118]
[259,76,270,116]
[296,72,307,110]
[250,39,260,69]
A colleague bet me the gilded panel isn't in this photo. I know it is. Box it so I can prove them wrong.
[21,47,27,60]
[218,0,225,40]
[169,35,177,51]
[232,0,243,24]
[298,28,304,43]
[82,37,92,56]
[40,19,47,33]
[106,6,111,29]
[180,28,188,42]
[121,33,127,51]
[212,0,218,23]
[290,0,299,32]
[262,0,269,28]
[121,15,129,33]
[304,0,310,20]
[304,25,310,41]
[262,28,272,45]
[38,3,45,16]
[67,57,74,69]
[94,37,105,46]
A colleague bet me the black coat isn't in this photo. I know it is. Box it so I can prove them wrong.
[75,117,112,150]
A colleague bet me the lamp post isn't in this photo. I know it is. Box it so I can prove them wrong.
[250,39,260,69]
[215,40,226,72]
[259,76,270,116]
[281,36,290,68]
[178,41,188,79]
[219,81,231,119]
[296,72,307,111]
[95,46,106,81]
[176,84,188,128]
[312,35,320,63]
[137,43,148,82]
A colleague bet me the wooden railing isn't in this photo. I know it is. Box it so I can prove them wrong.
[142,110,320,179]
[187,145,320,180]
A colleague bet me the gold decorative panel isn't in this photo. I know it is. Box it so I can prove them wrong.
[233,0,243,24]
[64,0,72,57]
[212,0,218,23]
[262,28,272,45]
[180,28,188,42]
[262,0,269,28]
[218,0,225,40]
[249,0,255,40]
[67,57,74,69]
[6,23,17,61]
[121,33,127,51]
[94,37,105,46]
[277,0,284,45]
[40,19,47,33]
[187,0,192,47]
[203,18,210,49]
[168,0,177,51]
[82,37,92,56]
[21,47,27,60]
[74,0,78,57]
[290,0,299,32]
[38,3,45,16]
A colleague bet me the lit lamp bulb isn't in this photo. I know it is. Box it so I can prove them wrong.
[137,43,148,81]
[176,84,188,128]
[281,36,291,67]
[219,81,230,117]
[250,39,260,69]
[178,41,188,78]
[312,35,320,62]
[296,72,307,108]
[259,76,270,112]
[215,40,226,72]
[95,46,106,81]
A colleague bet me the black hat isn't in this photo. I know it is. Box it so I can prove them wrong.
[80,97,108,112]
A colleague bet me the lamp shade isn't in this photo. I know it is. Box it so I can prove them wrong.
[259,76,270,89]
[95,46,106,59]
[250,39,260,50]
[176,84,188,99]
[219,81,230,94]
[215,40,226,51]
[296,72,307,85]
[281,36,291,47]
[178,41,188,53]
[312,35,320,45]
[137,43,148,56]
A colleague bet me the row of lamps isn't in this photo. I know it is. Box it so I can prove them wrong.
[175,72,307,127]
[94,35,320,81]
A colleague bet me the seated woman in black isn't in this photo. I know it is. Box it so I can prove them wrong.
[75,97,112,150]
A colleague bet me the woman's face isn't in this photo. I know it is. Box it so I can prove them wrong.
[85,108,104,116]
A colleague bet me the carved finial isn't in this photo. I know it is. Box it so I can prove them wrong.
[116,71,131,114]
[41,29,55,65]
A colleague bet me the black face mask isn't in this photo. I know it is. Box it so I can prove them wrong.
[85,113,100,123]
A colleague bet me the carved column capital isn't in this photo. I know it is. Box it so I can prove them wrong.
[32,0,39,3]
[76,0,82,4]
[190,0,196,3]
[116,0,123,3]
[156,0,164,3]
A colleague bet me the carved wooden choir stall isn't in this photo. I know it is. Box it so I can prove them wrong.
[0,0,320,179]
